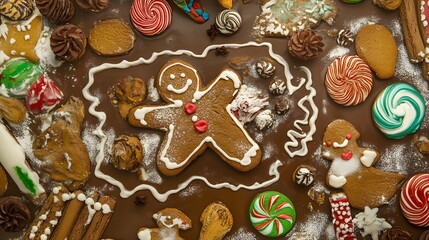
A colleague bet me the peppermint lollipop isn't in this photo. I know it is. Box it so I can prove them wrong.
[400,173,429,227]
[130,0,172,36]
[249,191,296,237]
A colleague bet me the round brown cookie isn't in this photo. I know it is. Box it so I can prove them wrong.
[88,19,136,57]
[355,24,398,79]
[128,60,262,176]
[0,165,7,197]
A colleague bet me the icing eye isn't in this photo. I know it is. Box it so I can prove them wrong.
[326,141,332,147]
[346,134,352,140]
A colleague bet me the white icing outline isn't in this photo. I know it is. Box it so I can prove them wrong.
[82,42,317,201]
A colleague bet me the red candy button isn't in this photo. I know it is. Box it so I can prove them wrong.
[341,150,353,160]
[184,102,197,115]
[194,120,208,133]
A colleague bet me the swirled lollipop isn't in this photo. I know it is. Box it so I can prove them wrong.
[215,9,242,35]
[325,55,373,106]
[400,173,429,227]
[372,82,426,139]
[130,0,172,36]
[249,191,296,237]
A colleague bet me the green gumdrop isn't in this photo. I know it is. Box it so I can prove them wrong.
[342,0,364,3]
[0,58,42,91]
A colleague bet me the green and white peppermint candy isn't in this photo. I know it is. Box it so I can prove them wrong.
[372,82,426,139]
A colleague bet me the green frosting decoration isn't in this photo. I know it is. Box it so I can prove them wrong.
[0,58,42,97]
[14,166,37,196]
[249,191,296,237]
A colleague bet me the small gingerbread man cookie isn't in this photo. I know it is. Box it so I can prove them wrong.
[128,60,262,176]
[322,119,404,209]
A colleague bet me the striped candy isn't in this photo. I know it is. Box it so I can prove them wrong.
[400,173,429,227]
[130,0,172,36]
[249,191,296,237]
[325,55,373,106]
[372,82,426,139]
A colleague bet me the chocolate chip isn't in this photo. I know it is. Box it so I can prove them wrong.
[134,194,146,206]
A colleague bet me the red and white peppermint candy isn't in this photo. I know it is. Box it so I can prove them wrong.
[325,55,373,106]
[400,173,429,227]
[130,0,172,36]
[329,192,357,240]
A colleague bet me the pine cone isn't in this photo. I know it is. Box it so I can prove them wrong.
[288,29,324,60]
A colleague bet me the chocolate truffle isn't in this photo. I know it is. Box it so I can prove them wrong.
[0,196,31,232]
[293,165,316,186]
[111,135,144,172]
[50,24,87,61]
[256,57,276,79]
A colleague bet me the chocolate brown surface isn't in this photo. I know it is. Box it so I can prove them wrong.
[1,1,429,239]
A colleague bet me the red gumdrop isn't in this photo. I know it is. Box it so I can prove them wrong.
[184,102,197,115]
[194,119,208,133]
[26,75,64,114]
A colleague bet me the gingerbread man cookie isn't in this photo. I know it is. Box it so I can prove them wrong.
[137,208,191,240]
[322,119,404,209]
[128,60,261,176]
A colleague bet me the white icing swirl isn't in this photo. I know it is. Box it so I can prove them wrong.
[82,42,317,201]
[215,10,242,35]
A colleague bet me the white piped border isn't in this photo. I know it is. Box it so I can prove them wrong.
[82,42,318,201]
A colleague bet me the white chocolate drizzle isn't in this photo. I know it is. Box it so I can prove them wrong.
[82,42,316,201]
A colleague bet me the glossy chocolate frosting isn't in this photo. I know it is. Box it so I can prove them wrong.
[1,1,428,239]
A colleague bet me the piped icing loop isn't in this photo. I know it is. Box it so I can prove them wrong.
[249,191,296,237]
[372,82,426,139]
[400,173,429,227]
[325,55,373,106]
[130,0,172,36]
[215,9,242,35]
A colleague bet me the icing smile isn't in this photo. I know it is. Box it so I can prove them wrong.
[167,79,193,94]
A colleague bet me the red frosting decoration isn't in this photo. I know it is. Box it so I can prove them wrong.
[184,102,197,115]
[26,75,64,114]
[326,141,332,147]
[194,119,208,133]
[346,134,352,140]
[341,150,353,160]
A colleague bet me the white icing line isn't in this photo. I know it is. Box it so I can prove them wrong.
[167,79,192,94]
[333,139,348,148]
[82,42,316,201]
[284,67,319,157]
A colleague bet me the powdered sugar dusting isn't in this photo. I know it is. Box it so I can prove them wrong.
[323,46,349,63]
[225,227,257,240]
[291,212,330,239]
[178,184,201,198]
[378,144,427,175]
[139,132,162,184]
[147,76,160,102]
[347,16,380,35]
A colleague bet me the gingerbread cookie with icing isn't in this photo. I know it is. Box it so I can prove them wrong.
[128,60,261,176]
[322,119,405,209]
[254,0,337,38]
